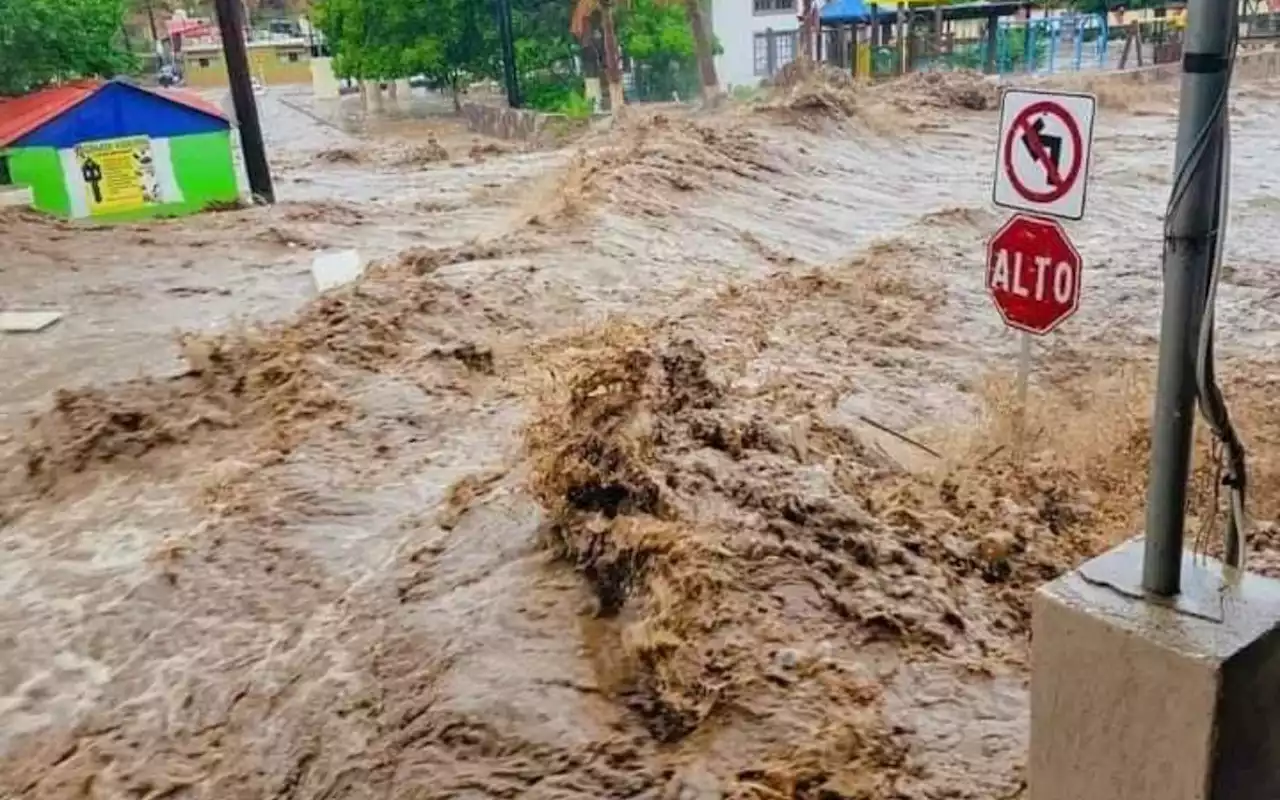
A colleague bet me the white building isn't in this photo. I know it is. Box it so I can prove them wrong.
[712,0,802,90]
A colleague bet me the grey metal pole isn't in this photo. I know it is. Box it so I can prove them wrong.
[1141,0,1233,596]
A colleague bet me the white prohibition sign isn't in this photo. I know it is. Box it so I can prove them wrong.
[992,88,1096,221]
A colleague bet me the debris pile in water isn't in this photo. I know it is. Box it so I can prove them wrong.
[759,61,998,128]
[529,112,782,222]
[395,136,451,167]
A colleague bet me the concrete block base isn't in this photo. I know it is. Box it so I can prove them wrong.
[1031,537,1280,800]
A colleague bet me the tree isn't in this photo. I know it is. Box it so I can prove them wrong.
[313,0,500,108]
[682,0,716,101]
[0,0,135,96]
[617,0,696,101]
[572,0,717,112]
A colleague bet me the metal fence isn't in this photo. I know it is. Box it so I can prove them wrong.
[816,10,1221,80]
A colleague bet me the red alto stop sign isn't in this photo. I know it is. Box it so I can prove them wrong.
[985,213,1083,335]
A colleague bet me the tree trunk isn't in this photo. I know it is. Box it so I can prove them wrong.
[580,29,604,112]
[145,0,160,44]
[799,0,814,61]
[684,0,719,100]
[600,1,626,113]
[120,23,135,63]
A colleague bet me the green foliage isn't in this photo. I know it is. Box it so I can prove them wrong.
[616,0,701,101]
[521,72,585,111]
[314,0,499,90]
[619,0,693,62]
[0,0,135,96]
[997,25,1051,72]
[512,0,577,76]
[556,89,593,118]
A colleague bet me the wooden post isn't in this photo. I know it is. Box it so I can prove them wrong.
[1023,3,1033,73]
[1119,21,1144,69]
[985,13,998,74]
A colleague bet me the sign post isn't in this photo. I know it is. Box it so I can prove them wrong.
[987,87,1095,446]
[985,212,1085,446]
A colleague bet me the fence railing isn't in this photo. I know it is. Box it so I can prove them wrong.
[816,10,1214,79]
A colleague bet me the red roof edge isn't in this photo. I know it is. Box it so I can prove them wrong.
[0,78,230,149]
[0,81,99,148]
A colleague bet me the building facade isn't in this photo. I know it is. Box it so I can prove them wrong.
[0,80,240,221]
[182,39,314,88]
[712,0,803,89]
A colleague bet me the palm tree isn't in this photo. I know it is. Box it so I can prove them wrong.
[571,0,718,113]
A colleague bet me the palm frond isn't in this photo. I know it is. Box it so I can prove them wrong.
[570,0,599,40]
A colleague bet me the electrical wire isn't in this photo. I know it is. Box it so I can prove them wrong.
[1162,8,1249,570]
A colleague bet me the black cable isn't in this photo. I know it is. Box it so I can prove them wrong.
[1163,11,1248,569]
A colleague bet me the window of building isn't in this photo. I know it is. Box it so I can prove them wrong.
[0,155,12,186]
[198,58,211,68]
[775,30,796,69]
[287,52,300,62]
[753,33,770,75]
[754,0,796,14]
[753,30,798,76]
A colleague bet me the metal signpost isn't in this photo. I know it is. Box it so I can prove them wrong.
[987,88,1096,424]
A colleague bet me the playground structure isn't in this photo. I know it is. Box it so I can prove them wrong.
[807,0,1280,80]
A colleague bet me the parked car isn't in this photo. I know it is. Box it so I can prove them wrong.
[157,64,183,87]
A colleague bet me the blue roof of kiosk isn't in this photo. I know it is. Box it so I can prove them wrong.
[6,79,229,150]
[821,0,1025,25]
[820,0,893,24]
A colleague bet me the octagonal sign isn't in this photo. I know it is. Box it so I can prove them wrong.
[985,213,1082,336]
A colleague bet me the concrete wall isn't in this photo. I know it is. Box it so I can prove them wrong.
[311,56,341,100]
[460,102,589,143]
[0,187,34,208]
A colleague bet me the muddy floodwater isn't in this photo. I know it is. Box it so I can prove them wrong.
[3,71,1280,799]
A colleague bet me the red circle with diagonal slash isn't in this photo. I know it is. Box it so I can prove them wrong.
[1003,101,1084,205]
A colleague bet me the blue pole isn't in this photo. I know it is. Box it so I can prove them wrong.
[1098,14,1109,68]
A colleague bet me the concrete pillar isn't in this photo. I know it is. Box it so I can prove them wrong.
[310,56,340,100]
[1031,537,1280,800]
[584,77,602,112]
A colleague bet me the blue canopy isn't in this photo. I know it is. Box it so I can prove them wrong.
[821,0,1023,25]
[820,0,899,25]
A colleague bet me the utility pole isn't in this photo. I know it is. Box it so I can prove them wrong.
[1141,0,1234,596]
[496,0,522,108]
[213,0,275,203]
